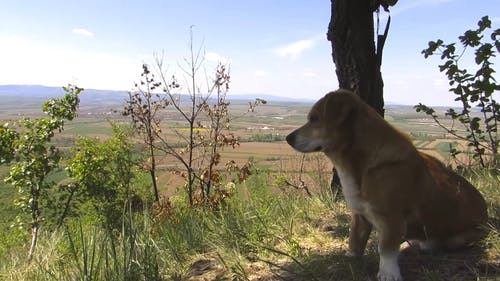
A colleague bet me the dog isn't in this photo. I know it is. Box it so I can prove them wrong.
[286,89,488,281]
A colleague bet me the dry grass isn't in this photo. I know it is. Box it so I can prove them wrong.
[181,170,499,281]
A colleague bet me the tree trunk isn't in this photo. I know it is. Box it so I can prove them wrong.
[57,184,77,228]
[149,143,160,201]
[326,0,394,194]
[28,184,41,261]
[28,222,38,261]
[327,0,385,115]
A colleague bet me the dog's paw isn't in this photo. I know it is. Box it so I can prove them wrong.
[377,270,403,281]
[378,252,402,281]
[346,250,362,257]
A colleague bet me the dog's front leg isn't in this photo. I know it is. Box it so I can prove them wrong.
[377,217,404,281]
[347,213,372,257]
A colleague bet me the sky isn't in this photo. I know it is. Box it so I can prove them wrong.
[0,0,499,106]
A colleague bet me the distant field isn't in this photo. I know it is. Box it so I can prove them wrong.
[1,92,471,193]
[61,118,114,135]
[0,93,468,159]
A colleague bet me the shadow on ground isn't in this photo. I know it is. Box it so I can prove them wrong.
[256,244,499,281]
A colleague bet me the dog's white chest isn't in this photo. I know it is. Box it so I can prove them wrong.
[336,166,367,214]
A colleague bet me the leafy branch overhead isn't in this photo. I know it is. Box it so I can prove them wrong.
[416,16,500,167]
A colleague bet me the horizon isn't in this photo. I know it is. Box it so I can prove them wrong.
[0,84,472,107]
[1,0,499,106]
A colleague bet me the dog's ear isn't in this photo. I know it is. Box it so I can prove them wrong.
[323,90,357,127]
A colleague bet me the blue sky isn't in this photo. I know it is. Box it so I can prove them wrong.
[0,0,499,105]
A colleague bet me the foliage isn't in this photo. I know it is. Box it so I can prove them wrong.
[65,124,142,228]
[0,84,82,260]
[0,125,18,164]
[246,132,286,142]
[415,16,500,167]
[1,169,497,280]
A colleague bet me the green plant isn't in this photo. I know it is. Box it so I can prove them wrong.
[1,167,497,280]
[416,16,500,167]
[246,133,285,142]
[0,84,82,260]
[66,124,141,228]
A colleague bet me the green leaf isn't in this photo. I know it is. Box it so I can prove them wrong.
[459,30,482,47]
[478,16,492,32]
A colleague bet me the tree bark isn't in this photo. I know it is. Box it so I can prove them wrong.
[28,184,41,261]
[327,0,385,115]
[149,142,160,201]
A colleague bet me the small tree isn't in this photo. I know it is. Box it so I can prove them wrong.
[416,16,500,168]
[66,124,139,227]
[153,57,246,205]
[0,84,81,260]
[123,64,169,202]
[124,31,261,206]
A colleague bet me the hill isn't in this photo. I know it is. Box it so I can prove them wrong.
[0,85,314,104]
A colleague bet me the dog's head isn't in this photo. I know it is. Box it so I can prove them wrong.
[286,89,359,153]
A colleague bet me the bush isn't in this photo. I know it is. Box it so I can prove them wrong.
[415,16,500,168]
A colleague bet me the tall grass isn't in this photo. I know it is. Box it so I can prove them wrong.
[0,171,325,280]
[154,171,326,279]
[0,202,164,280]
[468,169,500,257]
[0,168,498,280]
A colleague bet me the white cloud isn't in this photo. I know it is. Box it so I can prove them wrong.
[303,72,317,77]
[272,39,315,60]
[0,36,139,90]
[72,28,94,37]
[255,70,268,76]
[205,51,228,63]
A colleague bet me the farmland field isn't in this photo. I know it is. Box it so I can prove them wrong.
[0,91,470,196]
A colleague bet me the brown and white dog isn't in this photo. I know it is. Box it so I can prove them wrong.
[286,89,488,281]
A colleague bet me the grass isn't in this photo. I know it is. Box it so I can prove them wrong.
[62,123,113,135]
[0,98,498,280]
[0,168,498,281]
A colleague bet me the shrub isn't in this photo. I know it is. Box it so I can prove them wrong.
[415,16,500,168]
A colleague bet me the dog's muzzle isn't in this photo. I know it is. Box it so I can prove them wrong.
[286,132,296,146]
[286,131,322,152]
